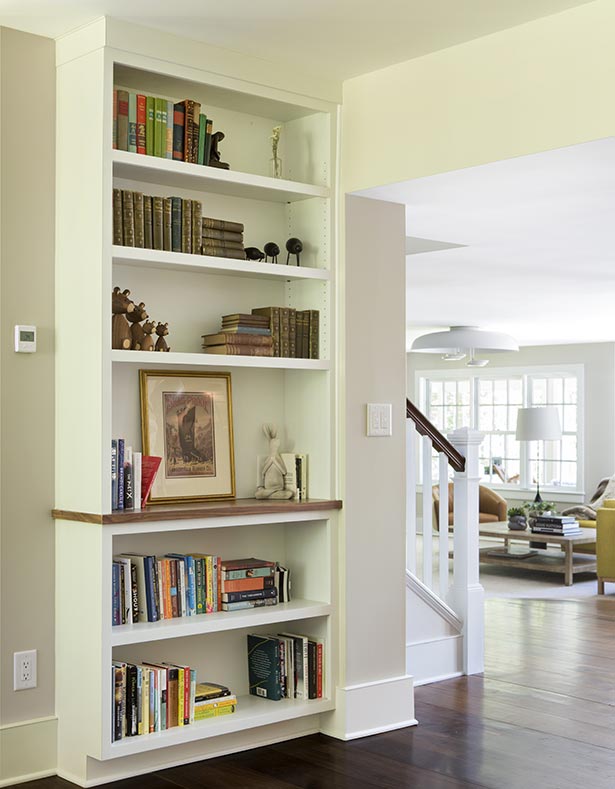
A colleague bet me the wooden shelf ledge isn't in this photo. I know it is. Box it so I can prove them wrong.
[52,497,342,524]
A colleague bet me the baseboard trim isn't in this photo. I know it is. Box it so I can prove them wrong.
[0,716,57,787]
[407,633,463,685]
[413,671,463,687]
[321,674,415,741]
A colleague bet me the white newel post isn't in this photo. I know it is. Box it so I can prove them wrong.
[447,427,485,675]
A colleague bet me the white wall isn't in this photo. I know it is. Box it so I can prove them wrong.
[407,342,615,509]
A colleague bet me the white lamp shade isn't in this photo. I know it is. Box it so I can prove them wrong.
[411,326,519,354]
[515,407,562,441]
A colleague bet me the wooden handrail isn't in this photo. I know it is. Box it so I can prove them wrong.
[406,398,466,472]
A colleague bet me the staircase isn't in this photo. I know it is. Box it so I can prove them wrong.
[406,399,484,684]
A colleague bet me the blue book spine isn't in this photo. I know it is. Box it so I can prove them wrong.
[111,440,118,510]
[117,439,125,510]
[112,563,121,625]
[187,556,196,616]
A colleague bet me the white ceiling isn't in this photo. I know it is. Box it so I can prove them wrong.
[357,138,615,347]
[0,0,594,81]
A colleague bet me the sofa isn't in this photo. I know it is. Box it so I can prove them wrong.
[432,482,507,529]
[596,502,615,593]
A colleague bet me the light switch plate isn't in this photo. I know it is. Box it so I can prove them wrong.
[367,403,392,437]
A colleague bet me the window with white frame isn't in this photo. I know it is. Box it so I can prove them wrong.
[418,366,582,493]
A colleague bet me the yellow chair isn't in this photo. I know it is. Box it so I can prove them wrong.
[596,501,615,594]
[576,499,615,555]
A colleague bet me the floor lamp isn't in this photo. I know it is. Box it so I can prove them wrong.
[515,407,562,503]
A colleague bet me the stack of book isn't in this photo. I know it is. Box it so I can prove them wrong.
[221,558,279,611]
[111,658,234,741]
[251,307,319,359]
[201,217,245,260]
[114,90,214,165]
[113,189,202,253]
[247,632,323,701]
[111,441,160,512]
[531,514,583,536]
[202,313,273,356]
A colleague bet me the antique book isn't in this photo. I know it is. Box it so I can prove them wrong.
[172,102,185,161]
[171,197,182,253]
[202,332,273,346]
[143,196,153,249]
[200,247,245,260]
[251,307,281,356]
[163,198,172,252]
[127,93,137,153]
[200,228,244,242]
[133,192,144,248]
[152,196,164,250]
[191,200,202,255]
[136,94,146,154]
[112,188,123,246]
[116,89,129,151]
[181,198,192,253]
[145,96,155,156]
[121,190,134,247]
[202,217,244,233]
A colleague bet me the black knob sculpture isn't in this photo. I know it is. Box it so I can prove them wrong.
[264,242,280,264]
[245,247,265,262]
[285,237,303,266]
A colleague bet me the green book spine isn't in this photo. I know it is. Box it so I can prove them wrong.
[163,198,172,251]
[247,635,282,701]
[300,311,310,358]
[289,308,297,358]
[128,93,137,153]
[145,97,155,156]
[191,200,202,255]
[113,188,123,246]
[154,98,165,158]
[143,196,153,249]
[198,114,206,165]
[280,308,290,358]
[309,310,319,359]
[181,199,192,254]
[121,190,134,247]
[171,197,182,253]
[153,197,163,250]
[133,192,144,248]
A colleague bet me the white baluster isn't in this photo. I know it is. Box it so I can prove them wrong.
[422,436,433,589]
[447,427,485,675]
[406,421,417,574]
[438,452,449,600]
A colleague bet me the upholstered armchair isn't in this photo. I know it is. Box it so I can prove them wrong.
[596,501,615,593]
[432,482,507,529]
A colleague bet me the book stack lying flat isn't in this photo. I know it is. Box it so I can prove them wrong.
[531,514,583,536]
[193,682,237,721]
[221,558,278,611]
[201,217,245,260]
[202,314,273,356]
[247,632,323,701]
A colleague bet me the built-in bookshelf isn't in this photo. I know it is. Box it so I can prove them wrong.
[55,24,339,786]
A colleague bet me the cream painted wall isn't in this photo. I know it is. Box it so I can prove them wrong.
[342,0,615,193]
[0,27,56,724]
[407,343,615,509]
[343,196,407,683]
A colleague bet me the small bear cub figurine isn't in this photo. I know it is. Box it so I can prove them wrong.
[141,320,156,352]
[155,322,170,352]
[127,302,148,350]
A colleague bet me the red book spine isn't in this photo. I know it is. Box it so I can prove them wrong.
[141,456,162,507]
[316,643,323,698]
[136,94,147,154]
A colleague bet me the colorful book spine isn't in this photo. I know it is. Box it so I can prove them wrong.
[172,102,185,161]
[198,114,207,165]
[117,439,125,510]
[116,90,129,151]
[183,99,194,163]
[191,102,201,164]
[154,98,165,157]
[128,92,137,153]
[136,94,147,154]
[111,439,118,510]
[165,100,173,160]
[145,96,155,156]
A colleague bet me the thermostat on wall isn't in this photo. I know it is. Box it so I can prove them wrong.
[14,325,36,353]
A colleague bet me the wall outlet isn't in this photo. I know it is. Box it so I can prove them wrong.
[14,649,37,690]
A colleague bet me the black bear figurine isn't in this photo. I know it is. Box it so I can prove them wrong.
[285,237,303,266]
[245,247,265,262]
[264,242,280,264]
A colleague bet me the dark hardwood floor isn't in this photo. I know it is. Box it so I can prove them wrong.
[14,597,615,788]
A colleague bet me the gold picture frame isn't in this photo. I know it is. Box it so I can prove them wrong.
[139,370,235,504]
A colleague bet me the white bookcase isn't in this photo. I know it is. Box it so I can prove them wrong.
[54,27,340,787]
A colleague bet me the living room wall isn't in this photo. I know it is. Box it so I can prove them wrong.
[407,342,615,512]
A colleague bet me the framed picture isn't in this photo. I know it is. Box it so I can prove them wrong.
[139,370,235,504]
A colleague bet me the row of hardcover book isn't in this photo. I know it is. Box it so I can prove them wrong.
[247,632,324,701]
[112,556,291,626]
[113,188,247,259]
[203,309,319,359]
[530,514,582,536]
[114,90,215,165]
[112,659,234,741]
[111,440,161,511]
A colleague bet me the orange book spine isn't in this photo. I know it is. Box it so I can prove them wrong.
[136,94,146,154]
[221,577,272,592]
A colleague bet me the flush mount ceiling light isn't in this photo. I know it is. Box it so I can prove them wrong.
[410,326,519,367]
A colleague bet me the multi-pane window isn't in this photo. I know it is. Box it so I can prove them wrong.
[419,367,582,492]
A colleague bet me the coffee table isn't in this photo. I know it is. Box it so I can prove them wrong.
[478,522,597,586]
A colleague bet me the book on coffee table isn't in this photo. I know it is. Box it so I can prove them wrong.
[486,547,538,560]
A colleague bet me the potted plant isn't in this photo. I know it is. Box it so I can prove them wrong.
[508,506,528,531]
[522,500,556,528]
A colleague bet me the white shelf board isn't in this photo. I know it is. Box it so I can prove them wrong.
[111,599,331,646]
[113,150,330,203]
[112,246,330,282]
[103,695,334,759]
[111,350,330,370]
